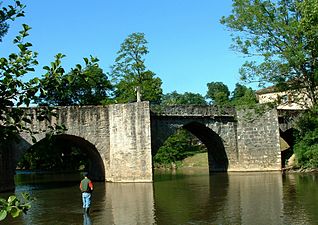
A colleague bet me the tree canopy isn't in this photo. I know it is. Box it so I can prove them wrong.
[221,0,318,106]
[206,82,230,105]
[161,91,207,106]
[0,0,25,42]
[0,22,40,142]
[36,55,113,106]
[0,0,36,220]
[110,32,162,103]
[231,83,257,106]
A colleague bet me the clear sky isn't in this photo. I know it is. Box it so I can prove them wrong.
[2,0,252,96]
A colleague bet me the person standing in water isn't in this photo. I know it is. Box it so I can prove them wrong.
[80,172,93,214]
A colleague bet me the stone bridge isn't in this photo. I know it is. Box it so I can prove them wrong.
[0,102,283,192]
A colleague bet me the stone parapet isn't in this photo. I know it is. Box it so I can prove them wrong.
[150,105,236,117]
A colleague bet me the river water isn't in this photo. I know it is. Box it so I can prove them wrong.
[1,169,318,225]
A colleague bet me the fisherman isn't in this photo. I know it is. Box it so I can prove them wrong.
[79,172,93,214]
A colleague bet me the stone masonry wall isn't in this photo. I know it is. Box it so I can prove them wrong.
[108,102,152,182]
[151,105,281,171]
[236,108,281,171]
[1,102,153,190]
[0,103,281,192]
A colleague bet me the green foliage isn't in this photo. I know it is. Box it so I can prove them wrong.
[154,129,205,166]
[0,193,33,221]
[294,105,318,168]
[221,0,318,106]
[0,1,82,219]
[161,91,207,106]
[110,32,163,103]
[205,81,257,107]
[18,135,88,171]
[206,82,230,105]
[0,0,25,42]
[0,22,40,142]
[231,83,258,107]
[36,55,113,106]
[0,2,38,220]
[294,133,318,168]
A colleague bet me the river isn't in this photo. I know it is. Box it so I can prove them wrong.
[1,169,318,225]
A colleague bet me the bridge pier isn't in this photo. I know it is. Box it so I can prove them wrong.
[106,102,153,182]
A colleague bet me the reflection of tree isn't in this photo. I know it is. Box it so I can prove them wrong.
[196,173,230,224]
[154,174,228,224]
[282,174,318,224]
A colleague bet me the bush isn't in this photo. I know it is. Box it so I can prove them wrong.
[294,106,318,168]
[153,129,205,166]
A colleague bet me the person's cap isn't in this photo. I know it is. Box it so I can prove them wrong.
[83,172,88,177]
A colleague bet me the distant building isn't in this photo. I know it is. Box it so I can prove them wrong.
[255,85,312,110]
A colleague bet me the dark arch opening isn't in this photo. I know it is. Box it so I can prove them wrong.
[280,128,297,168]
[17,134,105,181]
[183,122,229,172]
[183,122,228,172]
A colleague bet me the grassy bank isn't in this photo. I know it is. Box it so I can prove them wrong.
[154,152,209,169]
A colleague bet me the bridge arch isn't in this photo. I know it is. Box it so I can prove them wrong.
[183,122,228,171]
[280,128,297,168]
[151,119,229,172]
[15,134,105,181]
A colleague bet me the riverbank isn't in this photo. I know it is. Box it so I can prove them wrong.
[154,152,208,170]
[283,167,318,173]
[155,152,318,173]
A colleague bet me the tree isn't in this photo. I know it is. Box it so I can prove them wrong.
[293,105,318,168]
[161,91,207,106]
[0,0,25,42]
[110,32,162,103]
[0,0,98,219]
[206,82,230,105]
[153,129,205,166]
[0,0,38,220]
[221,0,318,106]
[231,83,257,106]
[0,23,40,143]
[36,55,113,106]
[71,63,113,105]
[18,136,89,171]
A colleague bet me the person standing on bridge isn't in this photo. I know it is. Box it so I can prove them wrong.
[80,172,93,214]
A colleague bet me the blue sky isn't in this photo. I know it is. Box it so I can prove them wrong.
[2,0,252,96]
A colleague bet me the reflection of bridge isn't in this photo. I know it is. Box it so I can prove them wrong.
[1,102,285,191]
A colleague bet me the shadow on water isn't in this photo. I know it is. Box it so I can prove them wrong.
[14,171,83,191]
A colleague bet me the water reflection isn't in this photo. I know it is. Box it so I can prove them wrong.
[83,213,92,225]
[95,182,155,225]
[224,172,283,225]
[0,171,317,224]
[153,170,317,225]
[282,173,318,224]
